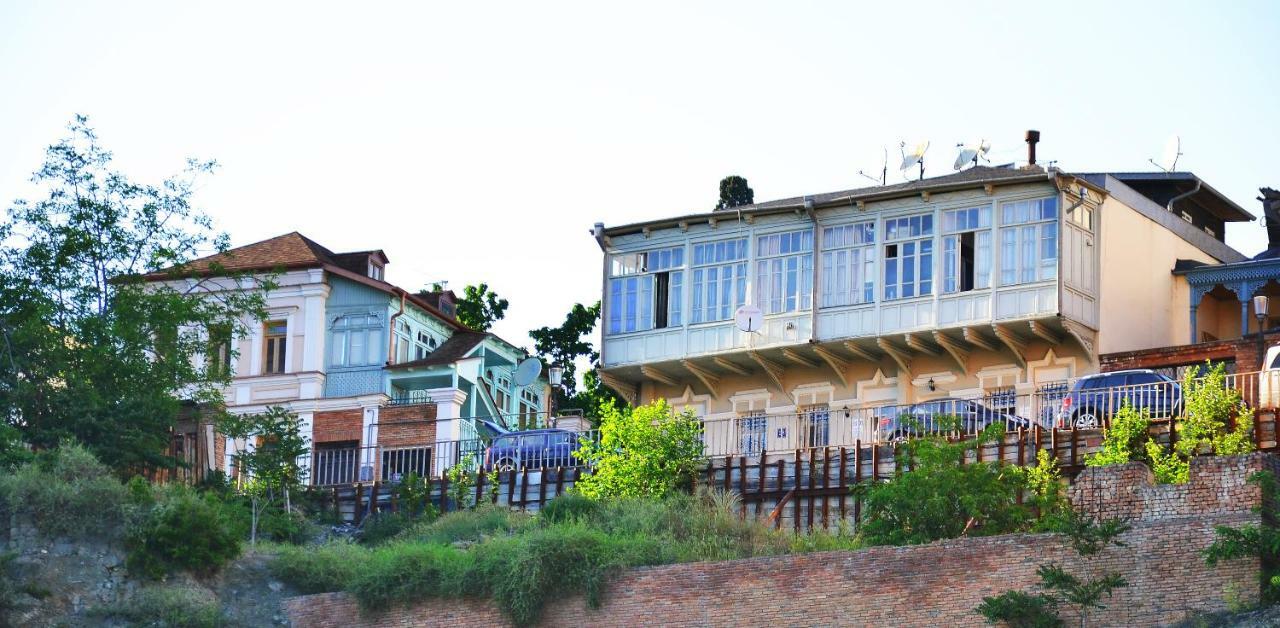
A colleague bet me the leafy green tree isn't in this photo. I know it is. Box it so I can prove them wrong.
[530,302,600,397]
[0,115,270,472]
[858,420,1028,545]
[1085,402,1151,468]
[573,399,703,499]
[714,175,754,210]
[216,406,308,545]
[456,283,509,331]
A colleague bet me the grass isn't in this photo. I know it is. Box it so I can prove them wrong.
[88,585,224,628]
[270,490,861,625]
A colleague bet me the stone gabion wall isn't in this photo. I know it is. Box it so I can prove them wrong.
[284,454,1276,628]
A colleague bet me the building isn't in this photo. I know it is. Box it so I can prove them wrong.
[145,232,549,483]
[591,136,1256,455]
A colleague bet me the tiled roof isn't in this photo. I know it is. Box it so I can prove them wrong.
[385,331,489,370]
[147,232,338,277]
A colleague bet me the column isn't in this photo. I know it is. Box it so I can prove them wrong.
[428,387,469,476]
[359,405,379,481]
[1189,303,1199,345]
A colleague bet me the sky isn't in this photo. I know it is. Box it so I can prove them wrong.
[1,1,1279,358]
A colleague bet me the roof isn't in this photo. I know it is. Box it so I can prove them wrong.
[1075,172,1254,222]
[384,331,489,370]
[147,231,339,276]
[604,166,1056,237]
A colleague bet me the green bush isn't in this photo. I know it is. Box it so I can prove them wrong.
[0,442,130,539]
[270,542,367,594]
[359,512,420,546]
[539,492,600,524]
[401,504,531,545]
[349,542,472,610]
[859,422,1028,546]
[127,490,242,579]
[89,585,223,628]
[573,399,704,499]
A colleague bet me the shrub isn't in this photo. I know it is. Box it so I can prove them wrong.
[270,542,367,594]
[348,542,472,610]
[88,585,223,628]
[127,490,242,579]
[539,492,601,524]
[0,442,130,539]
[0,425,32,471]
[359,512,419,546]
[1019,449,1071,531]
[402,504,531,545]
[573,399,704,500]
[859,422,1027,546]
[1086,402,1151,468]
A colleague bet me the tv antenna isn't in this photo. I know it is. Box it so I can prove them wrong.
[899,141,929,181]
[953,139,992,171]
[858,146,888,185]
[1149,135,1182,172]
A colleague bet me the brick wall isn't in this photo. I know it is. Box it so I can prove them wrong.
[314,409,364,443]
[377,404,437,448]
[284,454,1276,628]
[1100,331,1280,373]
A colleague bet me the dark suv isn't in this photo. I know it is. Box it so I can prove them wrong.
[876,398,1030,439]
[483,428,582,471]
[1056,370,1181,429]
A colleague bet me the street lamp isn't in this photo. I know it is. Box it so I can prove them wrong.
[547,365,564,422]
[1253,295,1270,366]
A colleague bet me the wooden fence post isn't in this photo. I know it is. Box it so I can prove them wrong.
[853,441,862,527]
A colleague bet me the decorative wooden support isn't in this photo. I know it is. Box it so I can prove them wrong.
[682,360,720,399]
[921,191,932,202]
[713,356,752,376]
[678,221,689,232]
[962,327,998,352]
[1061,319,1097,361]
[903,333,940,356]
[641,226,652,238]
[992,323,1028,369]
[749,351,788,393]
[598,371,640,406]
[984,183,995,195]
[781,347,820,369]
[841,340,880,363]
[1028,320,1063,345]
[876,338,912,377]
[640,365,679,386]
[856,199,867,210]
[812,345,851,388]
[933,331,970,375]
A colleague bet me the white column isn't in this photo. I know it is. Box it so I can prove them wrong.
[302,293,327,373]
[296,411,314,482]
[429,387,469,475]
[360,405,379,481]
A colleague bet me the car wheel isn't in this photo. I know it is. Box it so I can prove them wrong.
[495,458,516,472]
[1073,410,1099,429]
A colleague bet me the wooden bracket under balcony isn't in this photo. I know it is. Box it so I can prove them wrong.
[904,333,940,356]
[681,360,720,400]
[1028,320,1063,345]
[1061,319,1097,361]
[640,365,679,387]
[597,371,639,406]
[781,348,819,369]
[875,338,912,378]
[842,340,881,363]
[962,326,998,352]
[992,323,1028,369]
[713,356,752,376]
[811,345,851,388]
[748,351,787,394]
[933,330,970,375]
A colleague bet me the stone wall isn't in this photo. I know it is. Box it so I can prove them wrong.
[284,454,1276,628]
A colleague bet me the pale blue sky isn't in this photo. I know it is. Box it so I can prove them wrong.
[1,1,1278,351]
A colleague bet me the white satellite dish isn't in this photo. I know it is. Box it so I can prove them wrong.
[899,141,929,180]
[733,305,763,333]
[513,357,543,387]
[1152,135,1182,172]
[953,139,992,171]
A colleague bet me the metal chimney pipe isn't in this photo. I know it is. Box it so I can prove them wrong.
[1025,130,1041,166]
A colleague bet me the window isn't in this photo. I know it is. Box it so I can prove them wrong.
[369,261,384,281]
[206,323,233,376]
[883,214,933,300]
[999,197,1058,286]
[691,238,748,323]
[801,406,830,448]
[606,246,684,334]
[519,389,540,427]
[263,320,287,374]
[489,369,511,412]
[330,313,379,367]
[941,205,992,293]
[393,320,412,364]
[738,414,767,456]
[414,331,437,360]
[821,222,875,307]
[756,229,814,314]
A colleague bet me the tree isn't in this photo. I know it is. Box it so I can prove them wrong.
[216,406,309,546]
[572,399,704,499]
[0,116,270,472]
[530,302,601,397]
[714,175,754,210]
[418,282,508,332]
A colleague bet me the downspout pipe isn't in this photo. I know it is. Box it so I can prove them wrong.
[1166,180,1202,215]
[388,289,406,366]
[804,196,820,344]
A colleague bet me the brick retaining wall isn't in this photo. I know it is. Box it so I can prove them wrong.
[285,454,1277,627]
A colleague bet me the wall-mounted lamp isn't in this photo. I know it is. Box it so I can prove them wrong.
[927,377,936,392]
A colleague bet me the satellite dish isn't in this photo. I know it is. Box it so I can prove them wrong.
[513,357,543,387]
[953,139,992,171]
[733,305,763,333]
[899,141,929,180]
[858,146,889,185]
[1152,135,1182,172]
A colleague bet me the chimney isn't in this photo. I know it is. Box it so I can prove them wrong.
[1025,130,1041,167]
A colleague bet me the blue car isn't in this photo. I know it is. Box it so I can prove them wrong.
[876,398,1030,440]
[483,428,582,471]
[1055,369,1182,429]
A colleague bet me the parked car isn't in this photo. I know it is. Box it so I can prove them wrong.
[1260,346,1280,409]
[1056,369,1181,429]
[483,428,582,471]
[876,398,1030,439]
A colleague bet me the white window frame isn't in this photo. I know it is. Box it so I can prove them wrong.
[821,222,876,308]
[756,229,814,315]
[883,213,934,301]
[998,197,1058,286]
[691,238,748,324]
[330,313,380,367]
[941,205,993,294]
[606,245,684,335]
